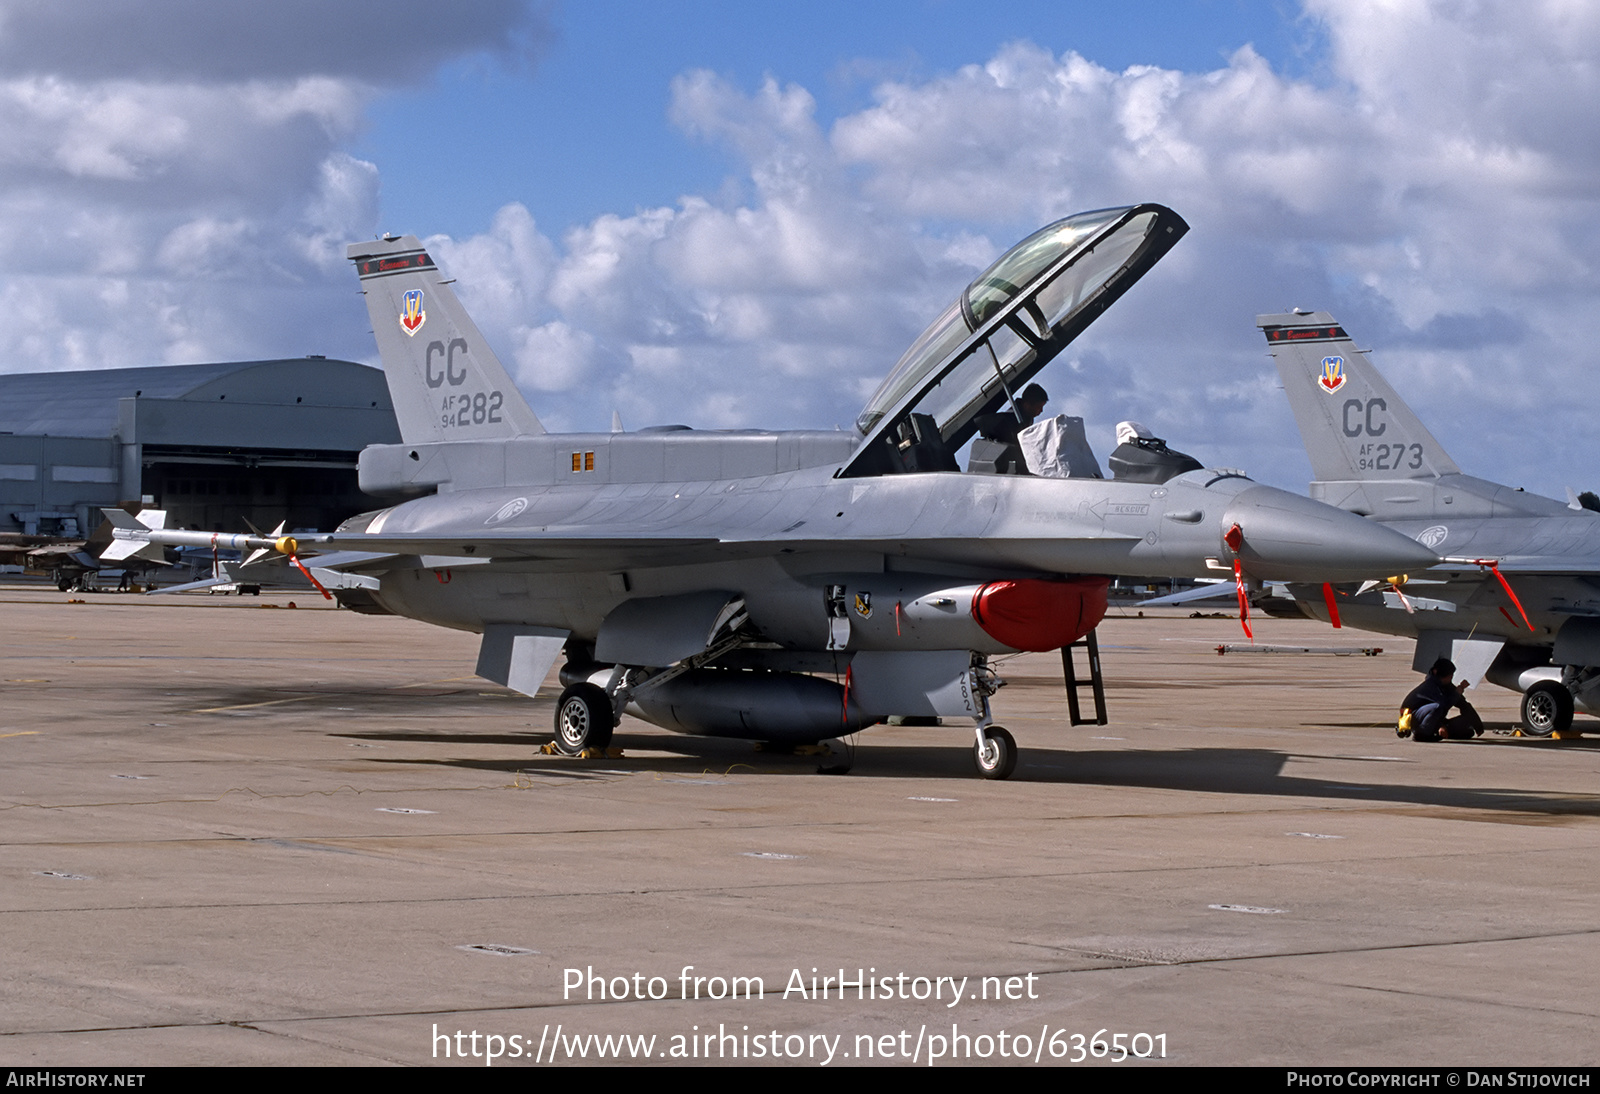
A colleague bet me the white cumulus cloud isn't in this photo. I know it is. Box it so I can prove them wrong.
[434,1,1600,494]
[4,0,1597,498]
[0,1,545,372]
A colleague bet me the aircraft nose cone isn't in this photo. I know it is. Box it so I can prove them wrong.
[1221,486,1439,582]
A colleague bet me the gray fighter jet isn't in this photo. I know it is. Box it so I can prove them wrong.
[240,206,1433,779]
[1261,311,1600,736]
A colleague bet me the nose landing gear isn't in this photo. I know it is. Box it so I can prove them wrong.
[973,725,1017,780]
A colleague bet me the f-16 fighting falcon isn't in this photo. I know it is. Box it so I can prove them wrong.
[109,206,1439,777]
[1261,310,1600,737]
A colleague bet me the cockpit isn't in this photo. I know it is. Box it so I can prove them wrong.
[843,204,1195,483]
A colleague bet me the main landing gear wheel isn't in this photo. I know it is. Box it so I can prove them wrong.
[973,726,1018,780]
[554,683,614,754]
[1520,681,1574,738]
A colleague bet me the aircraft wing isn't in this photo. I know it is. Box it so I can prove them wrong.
[278,549,399,572]
[1433,556,1600,576]
[306,531,1141,574]
[310,532,720,563]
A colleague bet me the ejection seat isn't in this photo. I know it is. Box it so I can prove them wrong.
[1017,415,1104,478]
[966,437,1026,475]
[887,412,960,473]
[1105,421,1202,484]
[969,414,1106,479]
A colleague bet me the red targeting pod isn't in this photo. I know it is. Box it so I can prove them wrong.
[970,577,1110,652]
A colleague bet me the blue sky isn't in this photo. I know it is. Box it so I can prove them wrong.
[361,1,1323,241]
[0,1,1595,496]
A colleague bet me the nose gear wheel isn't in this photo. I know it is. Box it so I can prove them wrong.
[973,726,1017,779]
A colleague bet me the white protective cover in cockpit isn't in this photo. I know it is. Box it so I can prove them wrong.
[1018,415,1104,479]
[1115,420,1155,446]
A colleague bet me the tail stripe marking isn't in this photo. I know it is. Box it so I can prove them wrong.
[357,252,436,278]
[1264,325,1348,342]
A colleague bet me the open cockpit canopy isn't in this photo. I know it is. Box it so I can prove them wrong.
[844,204,1187,478]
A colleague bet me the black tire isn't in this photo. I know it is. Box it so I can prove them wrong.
[1521,681,1574,737]
[973,726,1018,780]
[554,683,614,754]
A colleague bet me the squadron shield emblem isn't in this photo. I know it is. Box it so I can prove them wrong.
[854,591,872,619]
[399,289,426,337]
[1318,355,1346,393]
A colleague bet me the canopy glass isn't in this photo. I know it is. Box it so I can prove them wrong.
[845,204,1187,477]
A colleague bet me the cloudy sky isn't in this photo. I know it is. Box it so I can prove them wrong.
[2,0,1596,496]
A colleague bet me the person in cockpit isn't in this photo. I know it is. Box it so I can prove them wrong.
[976,383,1050,446]
[970,384,1050,474]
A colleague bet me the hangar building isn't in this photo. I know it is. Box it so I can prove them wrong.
[0,357,402,536]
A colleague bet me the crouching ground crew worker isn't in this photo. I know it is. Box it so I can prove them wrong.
[1398,657,1484,741]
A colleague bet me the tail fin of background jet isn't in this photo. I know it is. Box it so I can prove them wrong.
[348,235,543,445]
[1258,311,1458,483]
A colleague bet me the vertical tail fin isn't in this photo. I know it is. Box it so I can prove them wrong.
[348,235,543,444]
[1258,312,1457,482]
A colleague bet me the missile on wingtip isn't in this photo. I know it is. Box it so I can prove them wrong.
[97,508,298,563]
[1220,486,1439,583]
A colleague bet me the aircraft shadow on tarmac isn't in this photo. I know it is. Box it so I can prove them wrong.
[1016,744,1600,818]
[329,728,1600,817]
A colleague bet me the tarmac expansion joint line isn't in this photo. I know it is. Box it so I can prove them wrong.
[1049,924,1600,978]
[1208,961,1600,1022]
[0,779,557,812]
[220,1019,412,1066]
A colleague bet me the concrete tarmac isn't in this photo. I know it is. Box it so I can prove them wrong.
[1,584,1597,1067]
